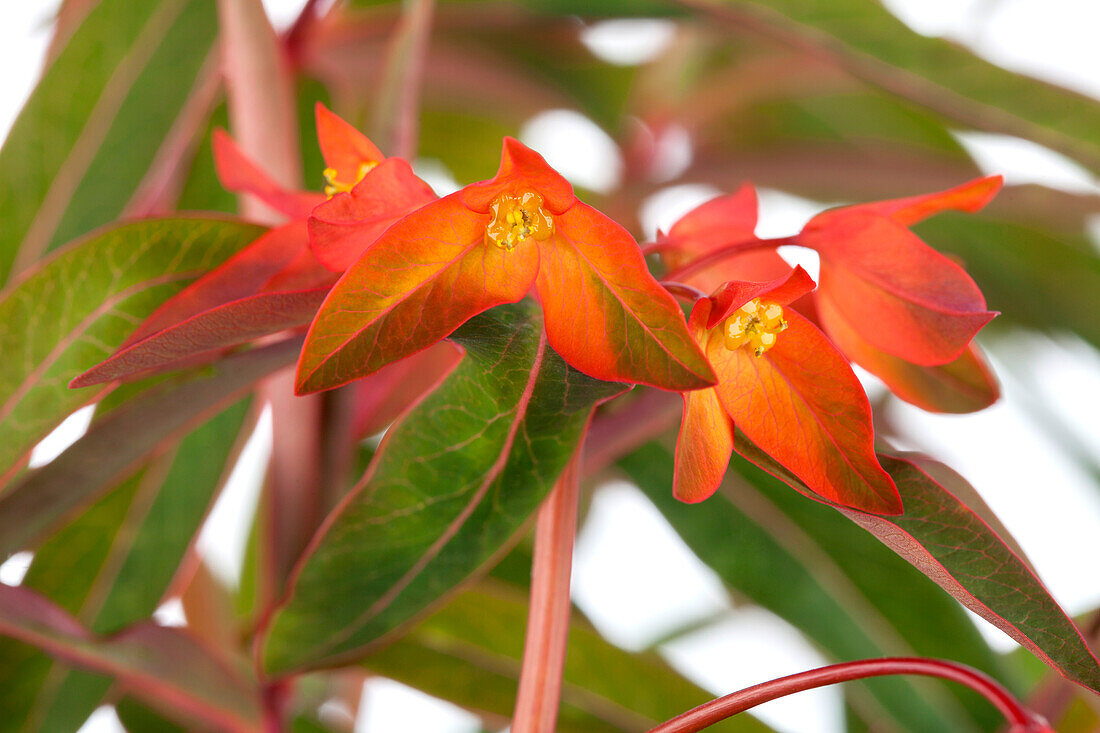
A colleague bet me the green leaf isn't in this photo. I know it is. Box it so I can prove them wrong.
[365,582,774,732]
[262,300,626,674]
[0,401,252,732]
[839,455,1100,696]
[0,585,261,732]
[694,0,1100,173]
[620,443,1016,733]
[0,0,220,284]
[0,217,265,486]
[0,339,297,556]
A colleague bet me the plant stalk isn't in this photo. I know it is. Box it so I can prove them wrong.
[647,657,1047,733]
[512,449,583,733]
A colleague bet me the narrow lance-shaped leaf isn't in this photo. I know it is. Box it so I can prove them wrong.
[0,0,220,284]
[363,582,773,733]
[262,300,626,674]
[0,585,261,732]
[686,0,1100,174]
[839,454,1100,695]
[0,217,264,485]
[621,442,1017,732]
[0,400,253,732]
[0,338,298,557]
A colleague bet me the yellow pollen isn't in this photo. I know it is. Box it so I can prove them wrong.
[323,162,377,197]
[724,299,787,356]
[486,192,554,250]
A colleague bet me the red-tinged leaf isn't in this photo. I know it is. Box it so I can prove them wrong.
[818,295,1000,413]
[352,341,462,439]
[0,585,261,732]
[2,339,300,556]
[536,202,716,390]
[459,137,575,214]
[699,301,900,514]
[674,389,733,504]
[212,130,321,220]
[707,266,817,328]
[263,302,627,674]
[819,175,1003,228]
[800,213,996,365]
[308,157,437,272]
[296,194,539,394]
[71,289,327,387]
[119,222,308,347]
[315,102,384,174]
[839,455,1100,695]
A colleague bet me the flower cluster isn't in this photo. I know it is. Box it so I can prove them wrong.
[77,107,1000,516]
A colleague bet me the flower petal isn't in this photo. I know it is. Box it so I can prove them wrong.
[818,296,999,414]
[706,266,816,328]
[674,389,734,503]
[663,184,758,257]
[535,202,715,390]
[308,158,437,272]
[801,213,996,365]
[709,309,901,514]
[815,175,1002,228]
[212,130,323,220]
[296,194,539,394]
[459,137,574,215]
[315,102,385,176]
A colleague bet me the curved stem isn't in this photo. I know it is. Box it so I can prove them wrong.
[512,450,583,733]
[662,281,709,305]
[648,657,1045,733]
[664,236,797,282]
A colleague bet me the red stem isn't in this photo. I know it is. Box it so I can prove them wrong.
[663,236,796,282]
[512,450,583,732]
[662,281,708,304]
[647,657,1046,733]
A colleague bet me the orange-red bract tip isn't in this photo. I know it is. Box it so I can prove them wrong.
[705,266,816,329]
[664,183,758,252]
[314,102,385,173]
[459,137,575,215]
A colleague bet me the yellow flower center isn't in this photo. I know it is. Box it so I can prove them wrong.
[485,192,554,250]
[724,299,787,356]
[323,162,377,197]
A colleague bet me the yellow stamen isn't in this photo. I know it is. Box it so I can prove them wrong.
[323,162,377,197]
[724,298,787,356]
[485,191,554,250]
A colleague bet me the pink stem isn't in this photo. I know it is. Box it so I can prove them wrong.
[663,236,796,282]
[662,281,709,305]
[512,450,583,733]
[648,657,1045,733]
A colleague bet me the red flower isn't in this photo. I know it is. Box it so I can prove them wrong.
[72,105,435,387]
[295,138,716,394]
[659,177,1002,413]
[675,267,902,514]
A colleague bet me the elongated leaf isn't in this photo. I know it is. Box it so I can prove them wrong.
[0,585,261,732]
[364,582,773,732]
[691,0,1100,173]
[263,300,626,674]
[0,401,252,732]
[0,0,220,284]
[0,339,297,556]
[0,217,264,485]
[621,443,1016,732]
[840,455,1100,695]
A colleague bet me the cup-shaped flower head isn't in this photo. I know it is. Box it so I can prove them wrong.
[659,177,1002,414]
[675,267,902,514]
[71,104,436,388]
[295,137,717,394]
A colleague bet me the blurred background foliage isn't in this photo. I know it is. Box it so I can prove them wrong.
[0,0,1098,731]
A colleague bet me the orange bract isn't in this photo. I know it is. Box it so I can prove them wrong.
[296,138,716,394]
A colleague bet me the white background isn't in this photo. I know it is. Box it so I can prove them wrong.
[1,1,1099,732]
